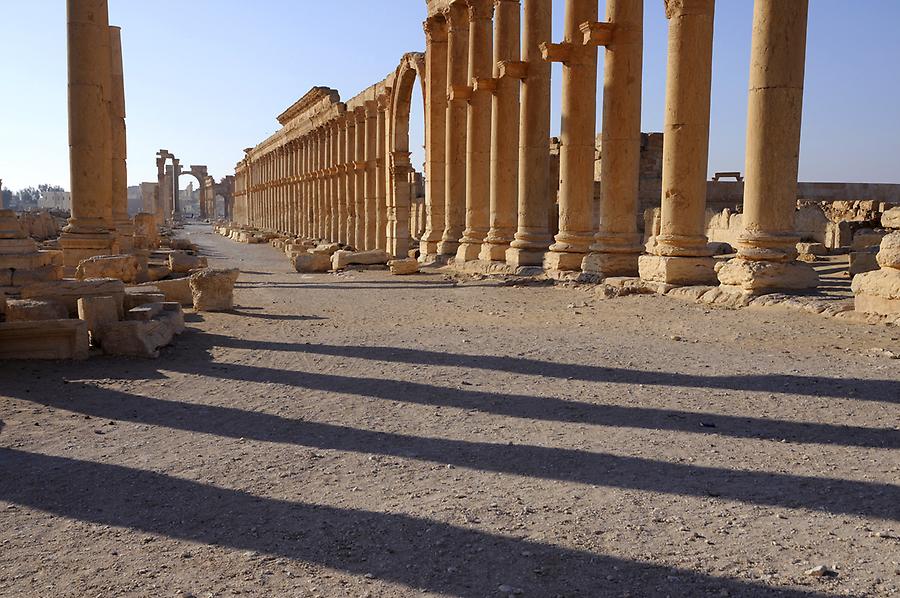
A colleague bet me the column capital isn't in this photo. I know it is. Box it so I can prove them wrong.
[377,93,392,111]
[664,0,715,20]
[423,15,449,42]
[365,99,379,118]
[353,106,367,122]
[467,0,494,21]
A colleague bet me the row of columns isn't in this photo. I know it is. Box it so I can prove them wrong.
[61,0,133,267]
[233,98,393,253]
[421,0,815,291]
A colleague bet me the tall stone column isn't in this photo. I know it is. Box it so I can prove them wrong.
[364,100,379,250]
[717,0,817,292]
[456,0,494,263]
[345,117,357,247]
[108,26,132,250]
[353,107,367,249]
[389,152,414,258]
[583,0,644,277]
[335,118,348,244]
[421,15,449,259]
[439,1,470,256]
[318,128,328,239]
[172,158,182,223]
[507,0,553,268]
[480,0,521,262]
[303,137,311,238]
[61,0,117,266]
[376,95,389,252]
[330,121,340,241]
[155,155,167,227]
[639,0,718,285]
[543,0,601,272]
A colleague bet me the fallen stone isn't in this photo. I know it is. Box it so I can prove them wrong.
[77,295,120,344]
[796,242,828,256]
[389,258,420,275]
[292,253,332,273]
[169,238,197,252]
[11,265,63,287]
[76,254,139,283]
[716,258,819,292]
[168,251,208,274]
[876,231,900,270]
[332,249,391,270]
[851,229,885,250]
[124,288,167,311]
[5,299,69,322]
[852,268,900,316]
[849,250,880,276]
[805,565,837,578]
[147,264,171,281]
[140,277,193,306]
[21,278,125,318]
[310,243,341,256]
[190,268,240,312]
[0,319,89,360]
[881,207,900,229]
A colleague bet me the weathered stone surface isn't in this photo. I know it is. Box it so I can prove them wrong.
[11,265,63,287]
[0,319,89,360]
[876,232,900,270]
[168,251,208,274]
[852,268,900,316]
[5,299,69,322]
[796,242,827,256]
[881,207,900,229]
[332,249,391,270]
[292,253,332,273]
[716,258,819,292]
[851,229,885,250]
[99,303,184,358]
[76,254,139,283]
[21,278,126,318]
[849,250,880,276]
[77,295,120,343]
[124,289,167,311]
[147,264,171,281]
[389,258,420,275]
[310,243,341,256]
[169,238,197,252]
[638,255,718,286]
[139,277,193,306]
[190,268,240,312]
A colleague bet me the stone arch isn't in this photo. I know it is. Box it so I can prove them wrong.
[177,165,208,218]
[386,52,426,258]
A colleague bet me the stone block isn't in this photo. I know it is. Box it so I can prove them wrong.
[292,253,332,273]
[852,229,885,250]
[77,295,120,344]
[169,238,197,252]
[852,268,900,316]
[796,242,828,256]
[147,264,171,281]
[876,232,900,270]
[190,268,240,312]
[139,277,193,306]
[5,299,69,322]
[99,303,184,358]
[310,243,341,256]
[882,207,900,230]
[11,265,63,287]
[76,254,139,283]
[0,269,11,286]
[21,278,126,318]
[638,255,719,285]
[124,288,167,311]
[389,258,420,275]
[581,253,640,278]
[849,250,880,276]
[332,249,391,270]
[168,251,208,274]
[716,258,819,292]
[0,319,89,360]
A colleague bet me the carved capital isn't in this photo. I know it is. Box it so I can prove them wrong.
[354,106,367,122]
[365,99,379,118]
[467,0,494,21]
[423,15,449,43]
[377,93,392,111]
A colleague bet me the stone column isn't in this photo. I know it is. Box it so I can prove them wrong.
[583,0,644,277]
[335,118,347,244]
[639,0,718,285]
[155,155,167,227]
[717,0,817,292]
[172,158,182,223]
[364,100,379,250]
[108,26,132,250]
[302,137,311,238]
[354,107,367,249]
[376,95,389,252]
[543,0,601,272]
[61,0,117,266]
[389,152,414,258]
[330,121,341,241]
[421,15,449,259]
[480,0,521,262]
[439,1,470,256]
[318,128,328,239]
[345,117,357,247]
[507,0,553,268]
[456,0,495,263]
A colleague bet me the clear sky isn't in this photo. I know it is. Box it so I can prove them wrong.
[1,1,898,192]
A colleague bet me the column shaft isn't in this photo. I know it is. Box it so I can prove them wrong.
[345,119,357,247]
[365,101,379,250]
[354,108,367,249]
[376,98,389,252]
[421,15,449,258]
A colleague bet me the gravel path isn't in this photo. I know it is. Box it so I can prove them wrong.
[1,224,898,597]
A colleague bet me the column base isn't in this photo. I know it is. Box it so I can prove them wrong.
[581,252,640,278]
[505,247,546,268]
[60,231,118,268]
[478,241,510,262]
[455,241,483,263]
[716,258,819,293]
[639,255,718,285]
[420,239,440,257]
[852,268,900,316]
[543,250,587,272]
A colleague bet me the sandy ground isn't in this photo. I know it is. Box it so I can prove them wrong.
[1,224,898,598]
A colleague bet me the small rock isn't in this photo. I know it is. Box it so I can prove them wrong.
[805,565,837,578]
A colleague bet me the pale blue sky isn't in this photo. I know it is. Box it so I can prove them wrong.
[1,1,898,192]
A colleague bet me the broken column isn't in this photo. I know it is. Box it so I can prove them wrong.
[456,0,495,263]
[583,0,644,277]
[717,0,818,292]
[506,0,553,268]
[109,26,133,252]
[61,0,117,267]
[639,0,718,285]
